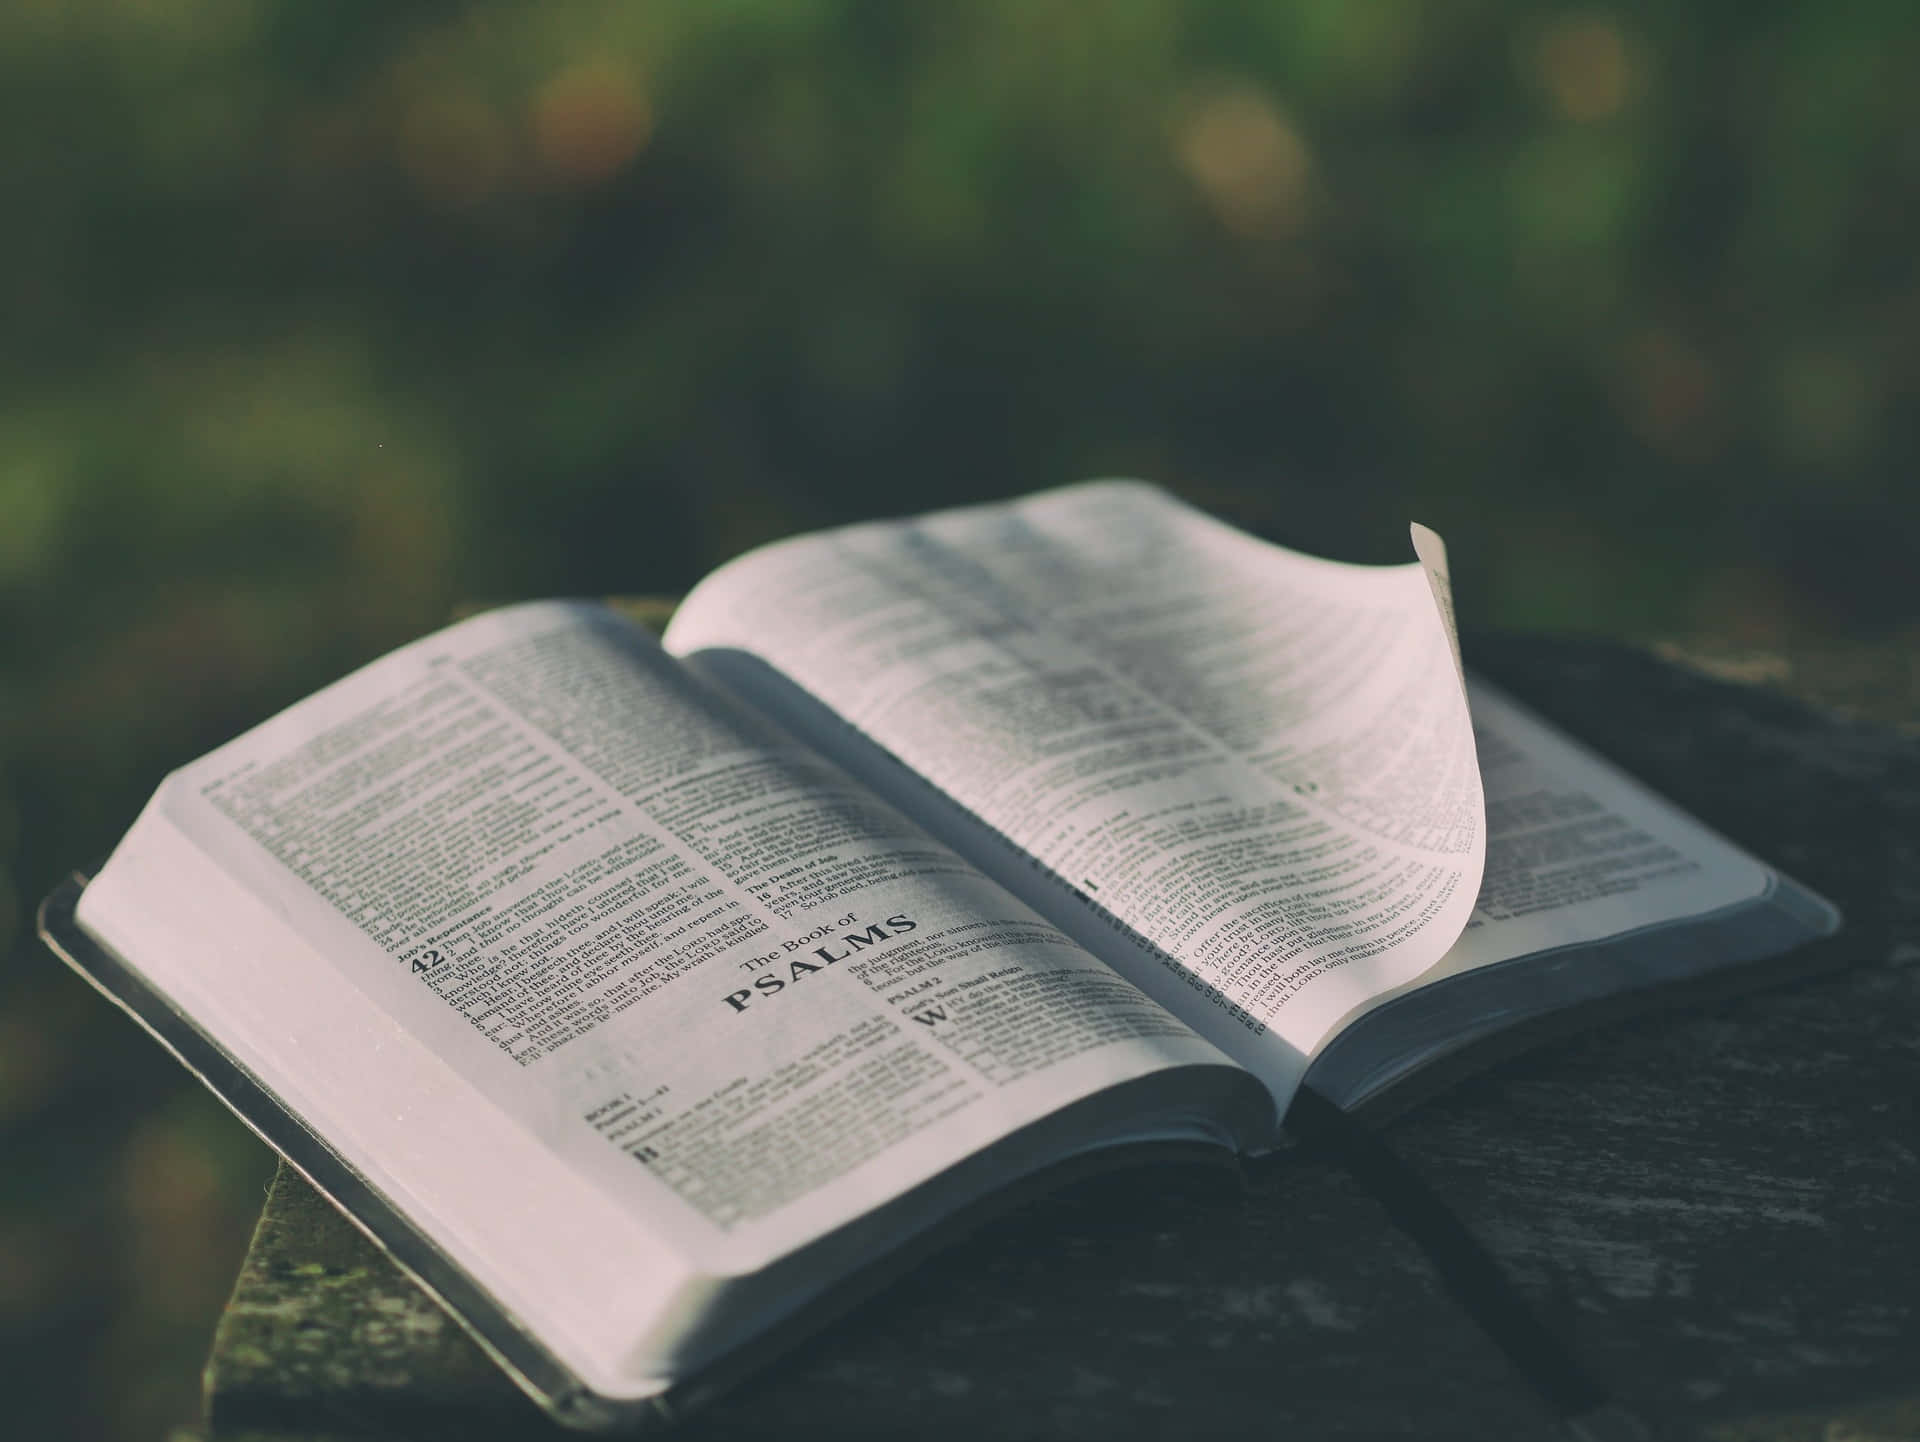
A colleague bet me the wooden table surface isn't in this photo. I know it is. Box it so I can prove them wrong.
[196,631,1920,1441]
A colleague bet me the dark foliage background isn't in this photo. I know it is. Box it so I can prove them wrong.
[1,3,1914,1437]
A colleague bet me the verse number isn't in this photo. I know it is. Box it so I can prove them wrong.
[407,948,444,975]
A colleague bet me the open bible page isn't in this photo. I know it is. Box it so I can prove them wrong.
[665,482,1485,1103]
[1300,678,1839,1110]
[1431,680,1774,976]
[124,602,1256,1279]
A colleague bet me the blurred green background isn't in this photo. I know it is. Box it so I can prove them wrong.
[2,2,1915,1437]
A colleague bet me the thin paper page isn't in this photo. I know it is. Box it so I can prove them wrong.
[1416,679,1771,981]
[1300,678,1806,1107]
[666,482,1485,1071]
[147,602,1245,1271]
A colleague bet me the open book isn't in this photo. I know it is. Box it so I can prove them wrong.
[42,482,1837,1430]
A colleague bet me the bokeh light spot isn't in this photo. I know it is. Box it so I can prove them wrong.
[1174,83,1312,238]
[533,62,652,187]
[1529,12,1634,123]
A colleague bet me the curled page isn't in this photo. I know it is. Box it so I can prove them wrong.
[667,482,1485,1100]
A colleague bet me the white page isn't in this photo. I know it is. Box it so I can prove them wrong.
[74,824,707,1396]
[138,601,1246,1274]
[1301,678,1810,1106]
[1412,679,1770,981]
[665,482,1485,1087]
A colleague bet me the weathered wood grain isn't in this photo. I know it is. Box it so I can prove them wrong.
[202,633,1920,1440]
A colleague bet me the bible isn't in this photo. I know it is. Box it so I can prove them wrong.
[40,481,1838,1430]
